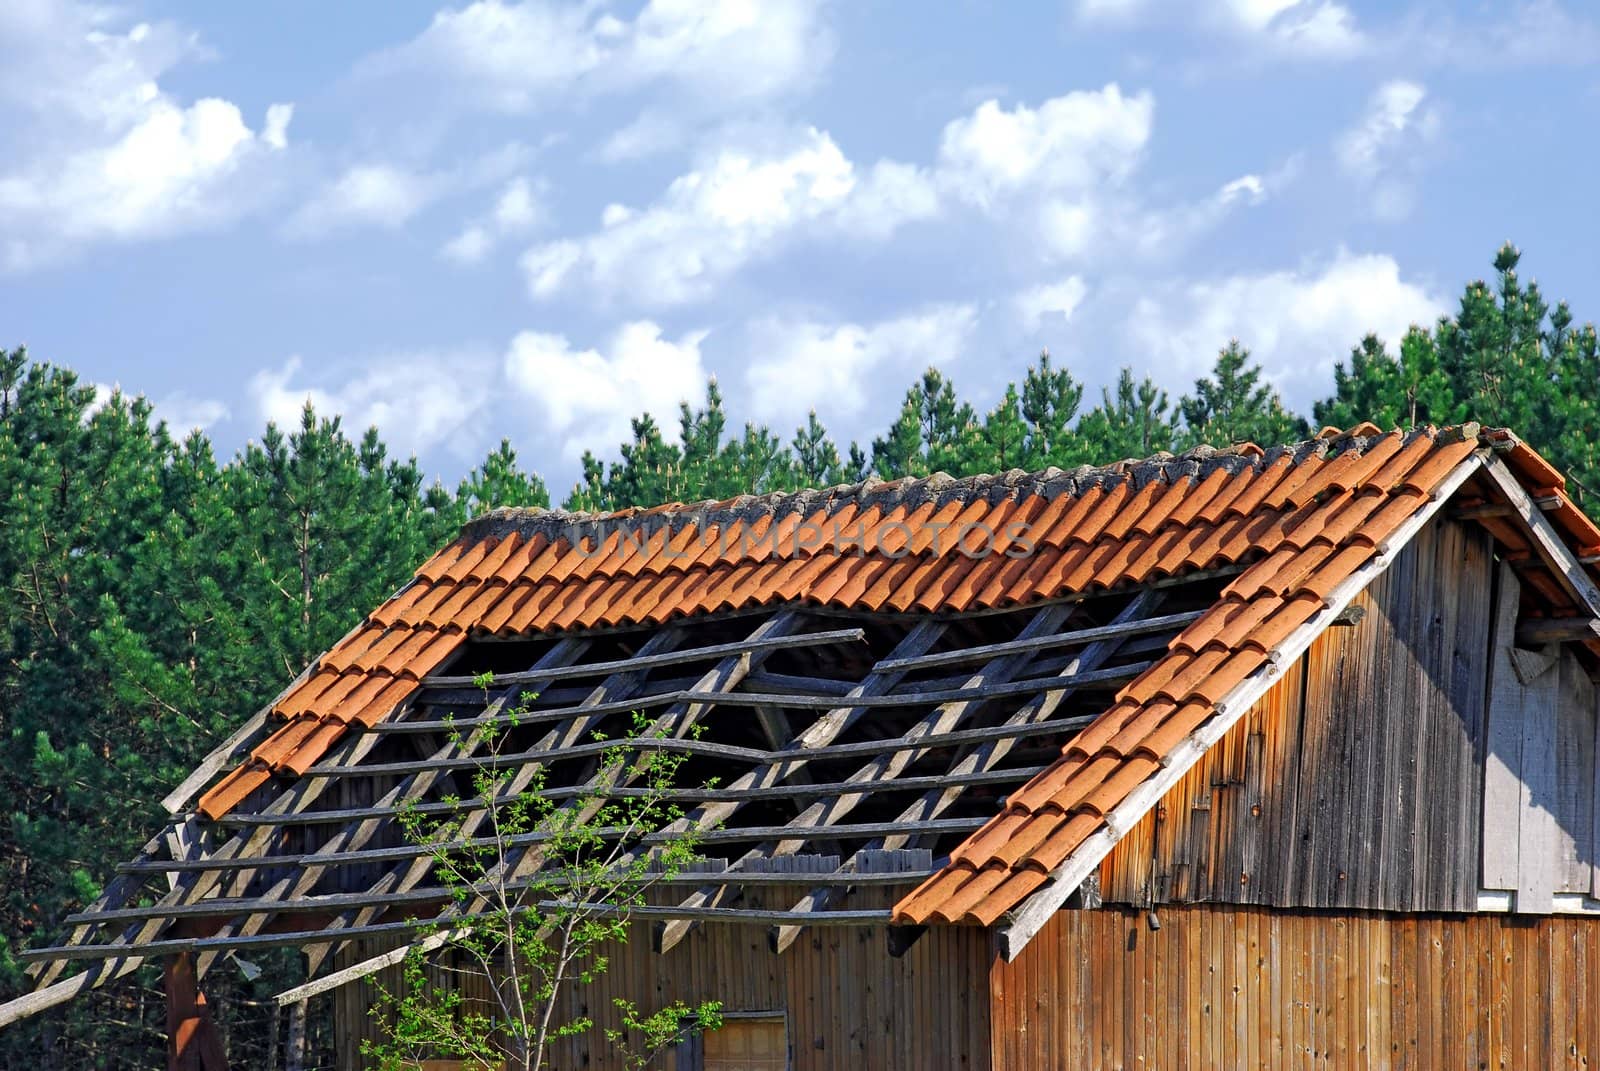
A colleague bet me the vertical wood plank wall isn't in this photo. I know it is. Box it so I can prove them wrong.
[1099,518,1497,912]
[334,886,992,1071]
[991,903,1600,1070]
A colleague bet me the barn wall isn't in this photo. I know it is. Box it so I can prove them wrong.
[334,886,992,1071]
[1099,516,1497,912]
[1481,560,1600,907]
[991,902,1600,1071]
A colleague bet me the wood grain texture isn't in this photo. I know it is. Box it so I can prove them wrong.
[1099,518,1495,913]
[337,884,991,1071]
[993,903,1600,1071]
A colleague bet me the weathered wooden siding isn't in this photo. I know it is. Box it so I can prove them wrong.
[1100,517,1496,912]
[334,885,991,1071]
[992,903,1600,1070]
[1481,559,1600,907]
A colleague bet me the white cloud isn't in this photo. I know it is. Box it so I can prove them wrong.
[442,176,546,264]
[1336,81,1439,220]
[250,353,496,458]
[524,85,1156,305]
[744,304,978,428]
[1126,251,1447,411]
[936,87,1154,208]
[1074,0,1364,57]
[503,322,709,458]
[1014,277,1089,333]
[287,165,436,235]
[289,146,531,241]
[364,0,831,113]
[0,5,291,268]
[598,111,687,162]
[443,226,493,265]
[156,392,230,433]
[522,127,888,304]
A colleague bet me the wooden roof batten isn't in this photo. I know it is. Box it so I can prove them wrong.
[15,422,1600,1028]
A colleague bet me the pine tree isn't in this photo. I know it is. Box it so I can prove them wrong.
[1178,341,1308,449]
[1074,368,1177,462]
[1018,350,1083,466]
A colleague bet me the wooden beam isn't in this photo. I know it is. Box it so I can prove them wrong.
[995,449,1487,961]
[165,952,227,1071]
[1451,503,1515,521]
[419,625,866,689]
[1514,618,1600,645]
[1481,454,1600,618]
[206,764,1049,829]
[69,865,938,929]
[869,607,1203,673]
[0,956,146,1030]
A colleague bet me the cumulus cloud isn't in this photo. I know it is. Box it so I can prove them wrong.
[503,322,709,459]
[157,393,231,433]
[936,87,1153,208]
[287,145,531,240]
[1073,0,1364,58]
[1336,81,1438,220]
[1014,277,1089,333]
[1125,251,1447,411]
[441,176,547,264]
[523,85,1159,305]
[743,304,979,428]
[249,353,497,458]
[521,127,911,304]
[363,0,832,113]
[0,5,292,268]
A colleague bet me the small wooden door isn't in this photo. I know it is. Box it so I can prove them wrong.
[700,1015,788,1070]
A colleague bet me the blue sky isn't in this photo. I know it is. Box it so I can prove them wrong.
[2,0,1597,497]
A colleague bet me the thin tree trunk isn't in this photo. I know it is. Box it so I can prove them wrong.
[285,999,307,1071]
[264,1002,280,1071]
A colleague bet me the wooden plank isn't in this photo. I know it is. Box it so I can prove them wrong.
[329,659,1148,745]
[1593,685,1600,901]
[996,450,1485,961]
[1555,650,1597,893]
[869,607,1202,673]
[1481,454,1600,618]
[1483,561,1525,891]
[1516,648,1560,914]
[1514,618,1600,645]
[209,763,1050,826]
[418,625,866,689]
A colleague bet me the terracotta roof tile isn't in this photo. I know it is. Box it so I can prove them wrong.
[413,538,466,582]
[196,762,274,820]
[967,869,1048,926]
[1024,811,1103,873]
[1075,754,1162,816]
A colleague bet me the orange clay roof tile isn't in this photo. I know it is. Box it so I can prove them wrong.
[967,869,1049,926]
[413,538,466,582]
[196,761,274,820]
[1075,754,1163,816]
[1156,466,1229,528]
[1023,811,1105,873]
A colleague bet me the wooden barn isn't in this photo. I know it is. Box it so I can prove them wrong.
[6,422,1600,1069]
